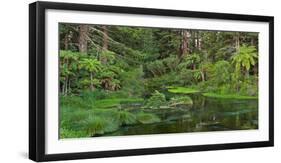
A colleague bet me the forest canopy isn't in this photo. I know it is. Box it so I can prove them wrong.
[59,24,258,97]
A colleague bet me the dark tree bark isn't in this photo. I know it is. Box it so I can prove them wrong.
[78,25,89,53]
[235,32,240,50]
[64,33,69,50]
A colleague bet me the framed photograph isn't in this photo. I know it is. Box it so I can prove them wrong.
[29,1,274,162]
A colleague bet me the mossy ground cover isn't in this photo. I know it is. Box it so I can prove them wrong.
[94,98,143,109]
[167,86,200,94]
[202,93,258,100]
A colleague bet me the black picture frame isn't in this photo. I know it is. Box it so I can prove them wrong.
[29,1,274,162]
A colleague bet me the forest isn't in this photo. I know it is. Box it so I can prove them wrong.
[59,23,258,138]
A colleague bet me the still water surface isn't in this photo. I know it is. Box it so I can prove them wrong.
[106,94,258,136]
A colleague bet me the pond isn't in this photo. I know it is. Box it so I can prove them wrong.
[105,94,258,136]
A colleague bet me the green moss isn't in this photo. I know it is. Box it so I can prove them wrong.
[94,98,143,109]
[202,93,258,100]
[136,112,161,124]
[167,86,200,94]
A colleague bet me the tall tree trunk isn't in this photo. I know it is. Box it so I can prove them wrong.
[235,32,240,51]
[101,26,109,64]
[196,31,202,51]
[179,29,190,58]
[78,25,89,53]
[102,26,109,50]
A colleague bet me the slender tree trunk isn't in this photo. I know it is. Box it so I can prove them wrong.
[64,35,68,50]
[65,77,68,95]
[201,71,205,82]
[90,72,94,91]
[78,25,89,53]
[62,82,65,95]
[68,78,71,94]
[251,37,255,46]
[235,32,240,50]
[180,30,190,58]
[197,31,202,50]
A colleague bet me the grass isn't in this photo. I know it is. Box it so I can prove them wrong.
[60,107,135,138]
[86,115,119,135]
[117,111,137,125]
[167,86,200,94]
[202,93,258,100]
[60,96,143,138]
[60,128,89,139]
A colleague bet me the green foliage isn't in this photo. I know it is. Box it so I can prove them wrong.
[232,45,258,74]
[178,53,201,69]
[212,60,231,85]
[136,112,161,124]
[162,55,180,72]
[145,72,180,95]
[119,66,145,97]
[99,50,116,64]
[178,69,195,85]
[145,90,167,109]
[146,60,166,77]
[79,58,102,73]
